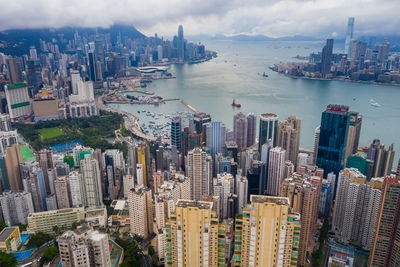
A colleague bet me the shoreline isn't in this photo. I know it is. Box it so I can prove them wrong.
[274,71,400,87]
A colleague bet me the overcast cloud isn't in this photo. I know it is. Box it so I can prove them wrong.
[0,0,399,38]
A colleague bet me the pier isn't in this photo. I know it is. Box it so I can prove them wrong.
[181,100,200,114]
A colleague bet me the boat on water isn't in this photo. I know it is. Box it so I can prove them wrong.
[232,99,241,108]
[370,99,381,107]
[262,72,268,77]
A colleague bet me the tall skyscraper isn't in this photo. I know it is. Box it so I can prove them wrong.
[128,185,153,239]
[171,116,182,151]
[317,105,358,194]
[165,200,226,266]
[70,70,81,95]
[29,46,38,60]
[369,177,400,266]
[344,113,362,160]
[233,195,301,266]
[266,147,286,196]
[26,59,43,93]
[246,113,257,147]
[55,176,71,209]
[4,145,23,191]
[279,174,320,266]
[332,169,382,250]
[233,112,257,151]
[212,173,234,220]
[313,126,320,165]
[127,144,137,175]
[345,17,355,55]
[206,121,226,157]
[177,25,184,61]
[276,115,301,167]
[258,113,278,152]
[186,148,212,200]
[6,58,23,85]
[233,113,247,150]
[136,144,148,186]
[80,154,102,208]
[67,172,82,207]
[367,139,395,178]
[123,174,135,199]
[0,191,34,225]
[235,175,248,214]
[193,112,211,140]
[30,167,47,211]
[87,50,97,81]
[321,39,334,77]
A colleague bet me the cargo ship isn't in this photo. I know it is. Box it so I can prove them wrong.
[232,99,241,108]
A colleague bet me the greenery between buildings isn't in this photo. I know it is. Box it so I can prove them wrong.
[311,218,329,267]
[14,111,128,156]
[26,232,53,248]
[0,251,17,267]
[116,237,142,267]
[40,246,59,266]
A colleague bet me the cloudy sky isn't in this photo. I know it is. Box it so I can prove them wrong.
[0,0,399,38]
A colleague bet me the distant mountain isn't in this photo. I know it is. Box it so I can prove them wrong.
[200,34,323,42]
[0,24,146,56]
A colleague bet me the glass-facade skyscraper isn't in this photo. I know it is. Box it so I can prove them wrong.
[177,25,184,61]
[258,113,278,152]
[171,116,182,151]
[317,104,358,194]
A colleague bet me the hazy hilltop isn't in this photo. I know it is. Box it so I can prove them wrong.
[0,24,146,56]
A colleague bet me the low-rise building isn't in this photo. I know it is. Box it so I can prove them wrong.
[0,226,21,251]
[27,207,85,233]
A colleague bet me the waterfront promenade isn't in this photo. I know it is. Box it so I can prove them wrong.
[96,95,170,144]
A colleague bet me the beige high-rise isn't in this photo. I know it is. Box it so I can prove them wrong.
[280,175,319,266]
[233,195,301,266]
[128,185,153,239]
[276,115,301,167]
[5,144,23,190]
[165,200,226,266]
[186,148,212,200]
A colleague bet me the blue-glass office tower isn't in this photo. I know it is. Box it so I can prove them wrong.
[32,167,47,211]
[206,122,226,158]
[87,50,97,81]
[317,104,358,195]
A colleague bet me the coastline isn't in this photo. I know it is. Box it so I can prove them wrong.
[274,71,400,87]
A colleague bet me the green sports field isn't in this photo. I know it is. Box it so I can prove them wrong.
[20,145,35,162]
[39,127,64,140]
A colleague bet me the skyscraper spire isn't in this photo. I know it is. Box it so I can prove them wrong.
[345,17,355,55]
[178,25,184,62]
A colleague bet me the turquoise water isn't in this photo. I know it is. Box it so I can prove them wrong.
[109,40,400,156]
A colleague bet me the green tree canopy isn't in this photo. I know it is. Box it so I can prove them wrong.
[42,246,58,263]
[26,232,52,248]
[0,251,17,267]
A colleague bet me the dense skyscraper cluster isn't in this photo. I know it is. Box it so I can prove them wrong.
[0,19,398,267]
